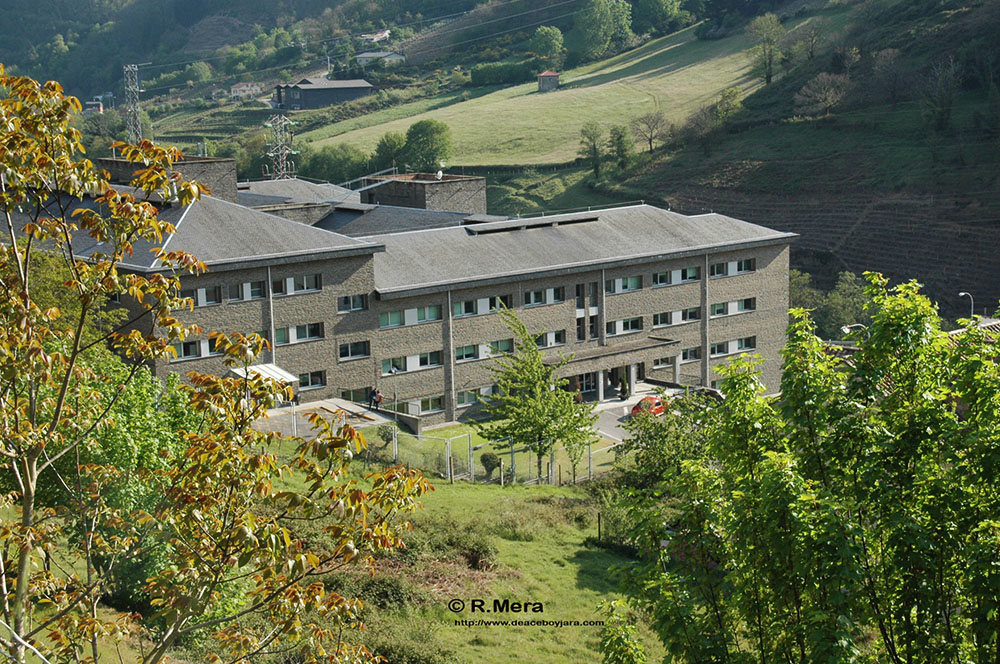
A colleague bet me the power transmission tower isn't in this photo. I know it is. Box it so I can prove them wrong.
[262,115,298,180]
[123,64,142,145]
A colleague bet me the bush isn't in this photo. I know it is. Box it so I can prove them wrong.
[480,451,501,478]
[470,58,545,86]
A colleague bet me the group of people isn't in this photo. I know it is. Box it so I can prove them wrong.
[368,387,384,410]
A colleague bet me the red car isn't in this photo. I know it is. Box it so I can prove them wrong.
[631,396,665,417]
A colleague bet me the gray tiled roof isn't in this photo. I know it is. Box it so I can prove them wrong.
[29,195,379,273]
[286,77,372,89]
[315,204,502,237]
[366,204,795,297]
[236,178,360,207]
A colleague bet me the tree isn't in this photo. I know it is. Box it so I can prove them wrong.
[872,48,912,108]
[789,269,869,339]
[607,124,634,171]
[800,16,828,60]
[476,308,597,480]
[631,0,681,36]
[609,273,1000,662]
[747,13,785,85]
[713,86,742,122]
[0,68,430,664]
[924,56,961,132]
[794,72,850,116]
[579,121,605,175]
[402,118,453,172]
[608,0,635,52]
[299,143,370,184]
[631,110,669,153]
[574,0,615,60]
[530,25,565,69]
[372,130,407,171]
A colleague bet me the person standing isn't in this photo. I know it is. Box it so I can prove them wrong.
[373,388,384,411]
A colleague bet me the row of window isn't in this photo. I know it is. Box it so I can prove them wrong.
[606,317,643,336]
[380,305,442,328]
[679,336,758,363]
[603,258,757,297]
[454,295,512,318]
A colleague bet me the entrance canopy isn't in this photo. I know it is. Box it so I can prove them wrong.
[229,363,298,384]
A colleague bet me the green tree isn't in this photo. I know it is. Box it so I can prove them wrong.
[599,600,647,664]
[477,308,598,480]
[608,124,634,171]
[608,0,635,52]
[574,0,615,60]
[372,130,407,170]
[794,72,851,115]
[530,25,565,68]
[789,269,869,339]
[747,13,785,85]
[0,68,430,664]
[402,118,453,172]
[299,143,370,183]
[579,121,605,176]
[610,273,1000,663]
[631,0,681,36]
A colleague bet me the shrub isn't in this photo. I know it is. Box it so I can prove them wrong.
[480,451,501,478]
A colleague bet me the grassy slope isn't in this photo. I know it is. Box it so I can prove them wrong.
[362,482,663,663]
[303,25,762,164]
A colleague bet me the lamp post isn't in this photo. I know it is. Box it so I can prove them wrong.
[390,365,399,421]
[959,291,974,319]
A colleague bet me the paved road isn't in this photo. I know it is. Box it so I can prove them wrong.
[595,403,631,442]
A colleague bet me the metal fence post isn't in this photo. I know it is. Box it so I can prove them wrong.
[468,434,474,483]
[509,437,516,485]
[445,438,452,481]
[549,445,555,484]
[588,443,593,480]
[392,426,398,464]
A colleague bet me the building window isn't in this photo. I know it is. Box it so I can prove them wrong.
[200,286,221,305]
[341,387,371,403]
[420,396,444,413]
[338,294,368,313]
[653,312,671,327]
[228,284,245,302]
[681,307,701,321]
[710,303,727,317]
[299,371,326,389]
[454,300,476,317]
[173,340,201,360]
[738,297,756,312]
[605,321,615,336]
[589,315,599,339]
[339,340,370,360]
[737,336,757,351]
[419,350,442,367]
[379,310,404,328]
[736,258,756,273]
[679,267,700,282]
[456,390,479,406]
[681,347,701,362]
[554,330,566,345]
[274,328,289,345]
[710,262,729,278]
[622,317,642,333]
[417,305,442,322]
[653,271,671,286]
[382,357,406,375]
[294,274,321,292]
[576,317,587,341]
[551,286,565,303]
[575,284,586,308]
[455,344,479,361]
[490,338,513,354]
[272,278,287,296]
[180,287,197,303]
[295,322,323,341]
[208,337,225,356]
[606,276,642,294]
[653,356,673,369]
[524,290,545,306]
[489,294,512,311]
[710,342,729,357]
[250,280,266,299]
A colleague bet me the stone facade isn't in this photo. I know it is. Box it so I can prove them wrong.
[98,157,239,203]
[361,174,487,215]
[148,239,789,428]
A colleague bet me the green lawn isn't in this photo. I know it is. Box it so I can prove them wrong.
[486,167,623,217]
[359,421,619,485]
[304,24,763,164]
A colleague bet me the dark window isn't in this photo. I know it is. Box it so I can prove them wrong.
[228,284,245,301]
[339,340,370,359]
[338,294,368,312]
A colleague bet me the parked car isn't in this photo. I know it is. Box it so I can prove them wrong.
[631,396,665,417]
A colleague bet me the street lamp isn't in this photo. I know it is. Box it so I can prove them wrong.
[390,365,399,421]
[841,323,868,338]
[959,292,974,319]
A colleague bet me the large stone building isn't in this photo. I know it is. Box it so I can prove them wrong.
[108,200,792,428]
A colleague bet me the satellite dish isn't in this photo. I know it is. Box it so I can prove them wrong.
[435,170,443,180]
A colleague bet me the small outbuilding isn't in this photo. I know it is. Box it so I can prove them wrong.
[537,70,560,92]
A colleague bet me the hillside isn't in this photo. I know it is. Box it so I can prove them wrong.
[303,23,769,165]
